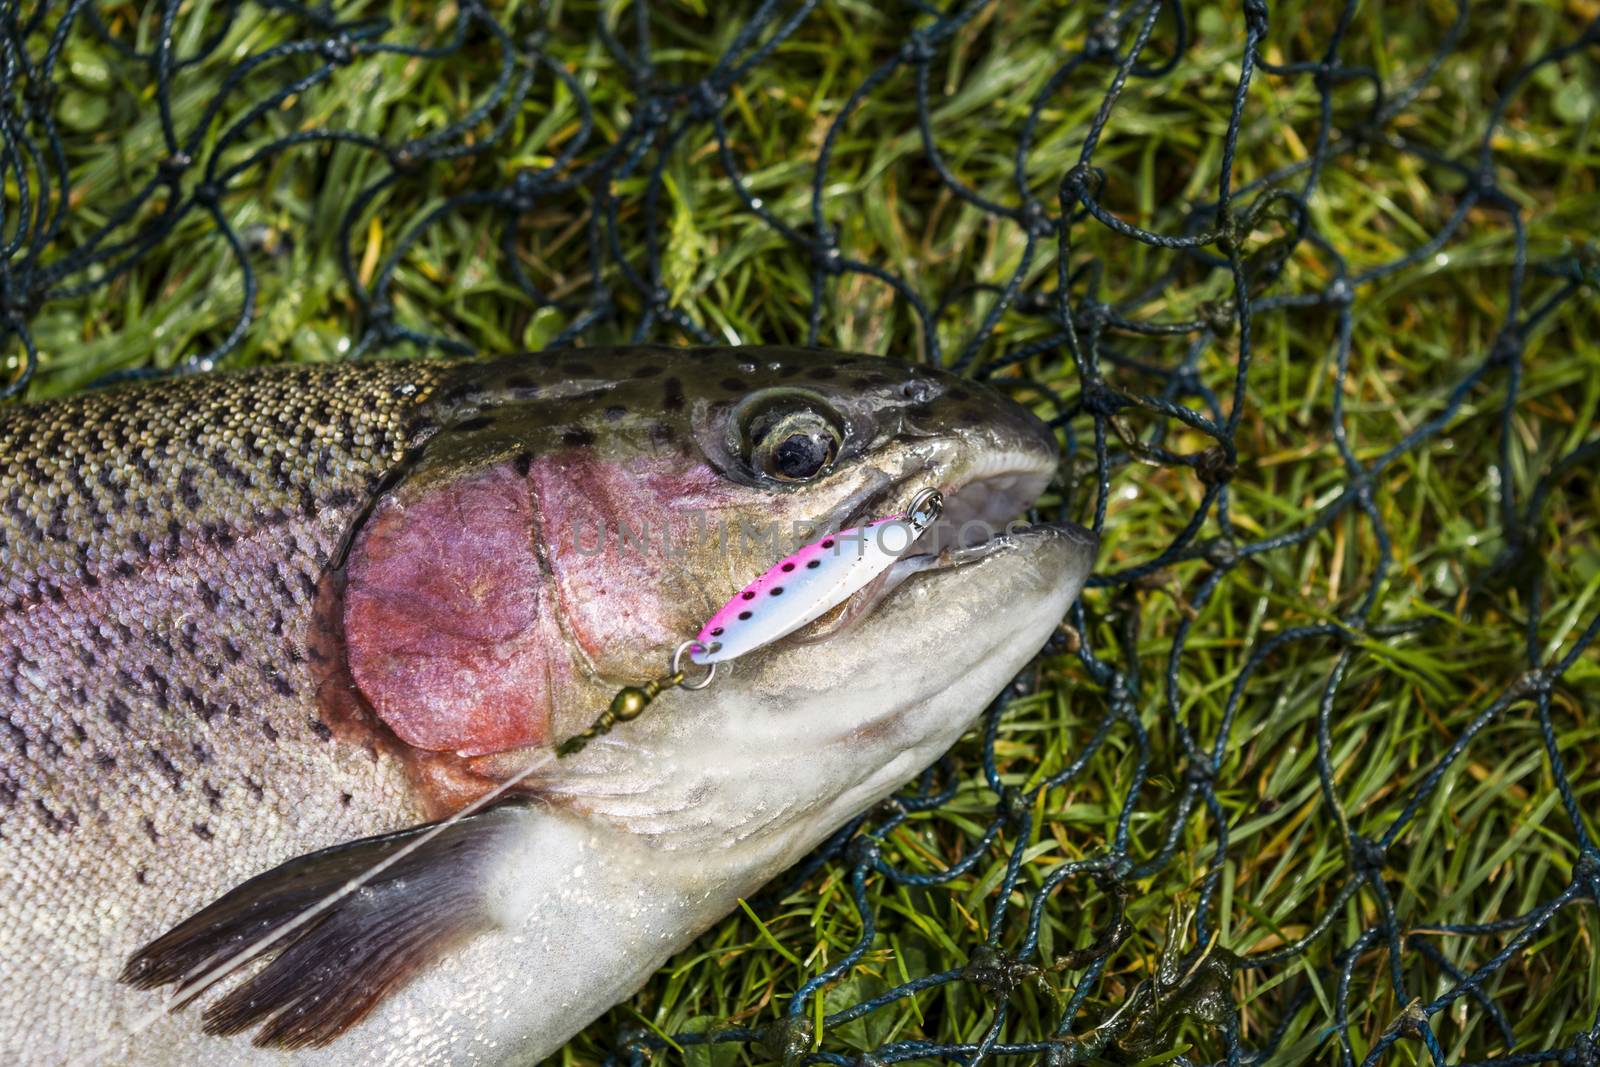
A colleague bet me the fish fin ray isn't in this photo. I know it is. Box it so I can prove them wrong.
[121,801,531,1049]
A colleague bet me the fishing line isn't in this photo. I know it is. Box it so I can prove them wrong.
[86,488,944,1062]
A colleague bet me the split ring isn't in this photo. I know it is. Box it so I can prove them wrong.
[907,486,944,526]
[672,640,719,690]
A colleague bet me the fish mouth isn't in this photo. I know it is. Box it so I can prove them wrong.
[865,436,1061,555]
[798,437,1095,641]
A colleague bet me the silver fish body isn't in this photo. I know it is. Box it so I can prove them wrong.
[0,347,1094,1065]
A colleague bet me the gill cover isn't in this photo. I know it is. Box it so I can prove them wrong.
[342,447,558,757]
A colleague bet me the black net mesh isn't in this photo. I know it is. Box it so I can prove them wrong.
[2,2,1598,1065]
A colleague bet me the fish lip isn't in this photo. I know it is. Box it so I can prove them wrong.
[868,442,1061,558]
[834,422,1061,539]
[886,516,1098,591]
[932,519,1099,563]
[786,433,1072,646]
[809,434,1091,629]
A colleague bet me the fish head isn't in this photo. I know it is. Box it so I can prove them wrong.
[334,346,1095,834]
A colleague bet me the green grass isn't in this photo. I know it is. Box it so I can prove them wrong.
[10,0,1600,1063]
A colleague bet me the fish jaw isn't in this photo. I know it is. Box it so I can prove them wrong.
[483,389,1093,861]
[340,524,1099,1065]
[538,521,1097,867]
[321,356,1094,1059]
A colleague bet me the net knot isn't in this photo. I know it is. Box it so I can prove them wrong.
[510,170,549,211]
[616,1027,653,1056]
[1042,1038,1092,1067]
[157,152,193,186]
[1511,667,1551,697]
[1194,446,1237,486]
[1348,834,1387,877]
[999,785,1033,827]
[810,228,843,274]
[962,943,1039,997]
[1324,277,1354,306]
[758,1016,813,1066]
[1472,164,1502,199]
[1393,998,1430,1038]
[1202,537,1239,568]
[1213,207,1249,254]
[1243,0,1270,35]
[899,33,936,64]
[1080,383,1127,418]
[637,95,673,130]
[844,834,882,868]
[1565,242,1600,284]
[192,180,224,206]
[1082,17,1121,61]
[366,300,404,343]
[1074,300,1110,334]
[0,269,41,318]
[1107,674,1137,718]
[390,141,424,173]
[1021,198,1055,238]
[687,81,726,121]
[22,78,54,115]
[1561,1036,1600,1067]
[1487,327,1523,367]
[873,794,908,820]
[319,34,359,66]
[1183,759,1216,789]
[1572,850,1600,893]
[1060,163,1103,203]
[1168,367,1204,395]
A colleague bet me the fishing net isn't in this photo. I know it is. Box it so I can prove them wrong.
[3,1,1598,1064]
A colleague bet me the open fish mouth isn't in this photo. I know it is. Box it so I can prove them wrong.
[797,445,1093,642]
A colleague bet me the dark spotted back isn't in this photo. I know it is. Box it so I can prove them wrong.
[0,361,452,612]
[0,361,465,1057]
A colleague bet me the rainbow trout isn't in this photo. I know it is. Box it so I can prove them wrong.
[0,347,1095,1065]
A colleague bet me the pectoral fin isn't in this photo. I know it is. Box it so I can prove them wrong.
[121,801,533,1050]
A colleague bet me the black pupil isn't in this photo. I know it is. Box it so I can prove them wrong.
[772,432,829,479]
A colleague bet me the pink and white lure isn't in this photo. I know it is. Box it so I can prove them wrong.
[552,489,946,757]
[689,488,944,666]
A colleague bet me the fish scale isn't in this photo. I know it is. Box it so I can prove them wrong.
[5,371,403,588]
[0,349,841,1060]
[0,347,1087,1066]
[0,361,459,1059]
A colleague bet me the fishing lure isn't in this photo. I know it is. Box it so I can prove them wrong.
[557,488,944,755]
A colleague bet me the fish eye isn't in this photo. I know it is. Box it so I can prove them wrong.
[740,396,844,483]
